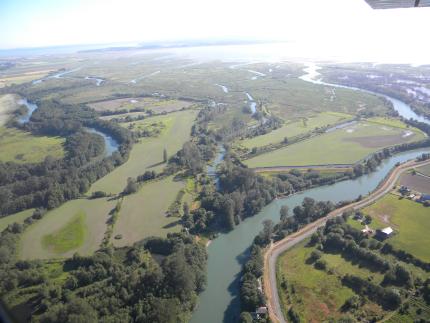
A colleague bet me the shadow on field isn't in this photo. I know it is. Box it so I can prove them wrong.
[163,220,181,229]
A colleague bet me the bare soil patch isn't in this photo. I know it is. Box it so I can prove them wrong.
[399,173,430,195]
[344,133,415,148]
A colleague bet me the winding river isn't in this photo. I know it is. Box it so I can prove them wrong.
[190,64,430,323]
[17,99,119,157]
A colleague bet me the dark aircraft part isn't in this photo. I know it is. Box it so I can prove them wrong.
[365,0,430,8]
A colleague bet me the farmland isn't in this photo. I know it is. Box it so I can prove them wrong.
[0,127,65,163]
[19,198,116,260]
[399,172,430,194]
[89,109,197,194]
[245,119,425,167]
[239,112,352,149]
[112,176,184,247]
[417,164,430,177]
[362,193,430,262]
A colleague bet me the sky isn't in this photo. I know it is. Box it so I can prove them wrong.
[1,0,430,63]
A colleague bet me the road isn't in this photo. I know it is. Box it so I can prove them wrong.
[263,158,430,323]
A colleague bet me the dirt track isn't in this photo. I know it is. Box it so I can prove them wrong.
[263,158,430,323]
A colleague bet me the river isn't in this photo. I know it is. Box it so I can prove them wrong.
[17,99,119,157]
[190,64,430,323]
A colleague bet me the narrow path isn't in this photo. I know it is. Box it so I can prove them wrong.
[263,157,430,323]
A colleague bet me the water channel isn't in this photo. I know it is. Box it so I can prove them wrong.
[17,99,119,157]
[191,64,430,323]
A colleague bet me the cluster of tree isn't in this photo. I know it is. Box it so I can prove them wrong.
[99,107,145,117]
[185,162,291,233]
[243,116,283,139]
[0,100,133,215]
[0,233,207,323]
[381,243,430,272]
[342,274,402,310]
[240,243,265,315]
[273,197,335,239]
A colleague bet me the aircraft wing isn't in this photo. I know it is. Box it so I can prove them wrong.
[365,0,430,8]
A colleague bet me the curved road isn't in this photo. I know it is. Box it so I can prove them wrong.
[263,158,430,323]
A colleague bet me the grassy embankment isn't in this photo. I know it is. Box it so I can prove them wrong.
[245,118,425,167]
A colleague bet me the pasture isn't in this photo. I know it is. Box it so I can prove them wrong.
[0,127,65,163]
[363,194,430,262]
[19,198,116,260]
[239,112,352,149]
[112,176,184,247]
[89,109,197,194]
[244,120,425,167]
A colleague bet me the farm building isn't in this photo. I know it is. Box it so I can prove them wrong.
[376,227,394,240]
[418,194,430,203]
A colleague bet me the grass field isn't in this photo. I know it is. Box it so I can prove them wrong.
[42,211,86,254]
[0,209,34,232]
[19,198,116,260]
[363,194,430,262]
[112,176,184,247]
[89,109,197,194]
[0,127,65,163]
[245,120,425,167]
[239,112,353,149]
[277,240,356,322]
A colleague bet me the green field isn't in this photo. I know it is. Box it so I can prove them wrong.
[42,211,86,254]
[277,240,356,322]
[239,112,352,149]
[363,194,430,262]
[0,127,65,163]
[19,198,116,259]
[0,209,34,232]
[112,176,184,247]
[89,109,197,194]
[245,120,425,167]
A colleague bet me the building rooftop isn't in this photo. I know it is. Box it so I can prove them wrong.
[381,227,394,235]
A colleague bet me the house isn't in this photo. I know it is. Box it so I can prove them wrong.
[375,227,394,240]
[254,306,268,319]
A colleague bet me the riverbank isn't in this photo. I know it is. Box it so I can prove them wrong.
[264,157,430,323]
